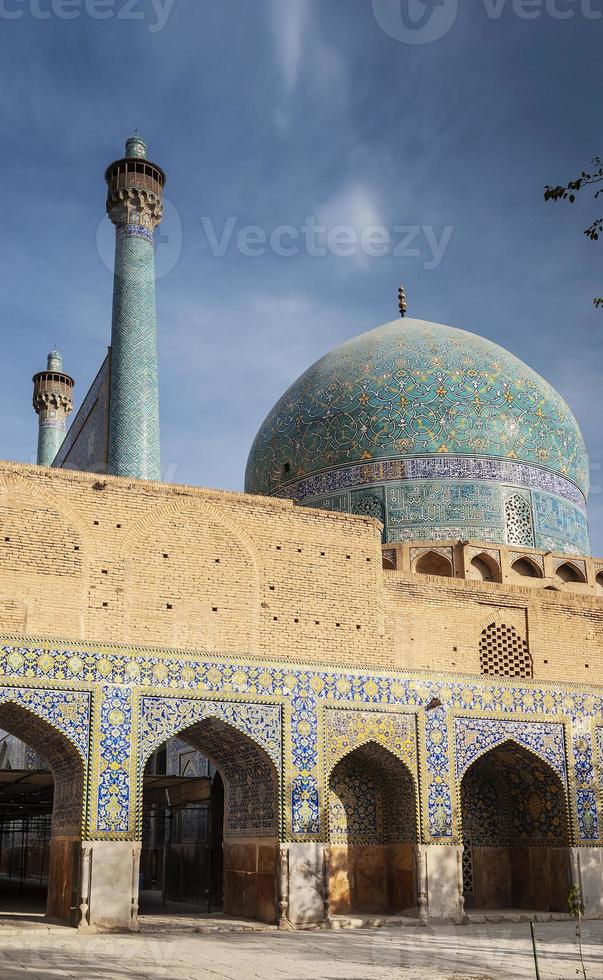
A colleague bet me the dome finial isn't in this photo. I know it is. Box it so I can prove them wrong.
[398,285,407,318]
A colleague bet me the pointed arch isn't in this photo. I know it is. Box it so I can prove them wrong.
[0,700,87,925]
[138,695,282,923]
[139,696,281,776]
[459,738,572,913]
[555,561,586,585]
[414,550,453,577]
[468,553,501,583]
[454,718,567,785]
[511,556,543,579]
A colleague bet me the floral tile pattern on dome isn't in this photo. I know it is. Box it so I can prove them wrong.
[246,320,590,553]
[246,319,589,496]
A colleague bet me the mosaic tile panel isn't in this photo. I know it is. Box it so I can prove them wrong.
[573,722,599,841]
[0,643,601,847]
[0,685,90,761]
[453,717,567,783]
[95,685,133,834]
[323,707,416,774]
[139,696,282,770]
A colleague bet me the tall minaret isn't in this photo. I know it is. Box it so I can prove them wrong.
[105,135,164,480]
[32,351,75,467]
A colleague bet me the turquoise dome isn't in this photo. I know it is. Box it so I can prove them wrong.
[245,319,590,555]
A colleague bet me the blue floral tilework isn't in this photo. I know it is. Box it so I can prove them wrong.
[0,643,601,846]
[0,684,90,761]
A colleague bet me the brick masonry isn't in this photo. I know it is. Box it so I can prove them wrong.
[0,461,600,686]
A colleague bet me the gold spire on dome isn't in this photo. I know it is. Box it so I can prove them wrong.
[398,285,407,318]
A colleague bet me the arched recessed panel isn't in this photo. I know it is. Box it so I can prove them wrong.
[460,740,571,913]
[328,741,417,917]
[468,554,501,583]
[597,572,603,597]
[414,551,453,578]
[555,562,585,584]
[139,702,281,925]
[511,557,543,579]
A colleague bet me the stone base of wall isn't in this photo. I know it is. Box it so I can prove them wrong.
[573,847,603,917]
[285,843,326,927]
[328,843,416,916]
[423,845,464,922]
[223,839,278,924]
[79,841,141,932]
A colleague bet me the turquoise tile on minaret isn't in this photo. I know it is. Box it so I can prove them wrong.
[105,136,164,481]
[32,351,74,467]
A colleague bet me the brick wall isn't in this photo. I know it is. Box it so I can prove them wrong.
[0,461,601,683]
[384,572,603,683]
[0,462,385,666]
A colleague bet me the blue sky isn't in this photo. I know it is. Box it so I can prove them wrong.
[1,0,602,550]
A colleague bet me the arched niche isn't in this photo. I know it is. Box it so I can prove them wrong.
[414,551,453,578]
[0,702,86,925]
[467,553,501,583]
[460,739,571,913]
[140,713,280,924]
[511,557,543,580]
[327,741,418,918]
[596,572,603,597]
[555,562,586,585]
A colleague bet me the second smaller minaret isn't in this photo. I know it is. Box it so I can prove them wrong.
[32,351,74,467]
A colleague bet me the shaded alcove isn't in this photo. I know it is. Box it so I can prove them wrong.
[511,558,543,579]
[461,741,571,913]
[0,704,85,925]
[555,562,586,585]
[414,551,453,578]
[140,717,280,924]
[467,554,501,583]
[328,742,418,917]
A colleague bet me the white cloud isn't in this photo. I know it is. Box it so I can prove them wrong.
[316,183,385,268]
[270,0,309,92]
[268,1,348,130]
[318,183,384,233]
